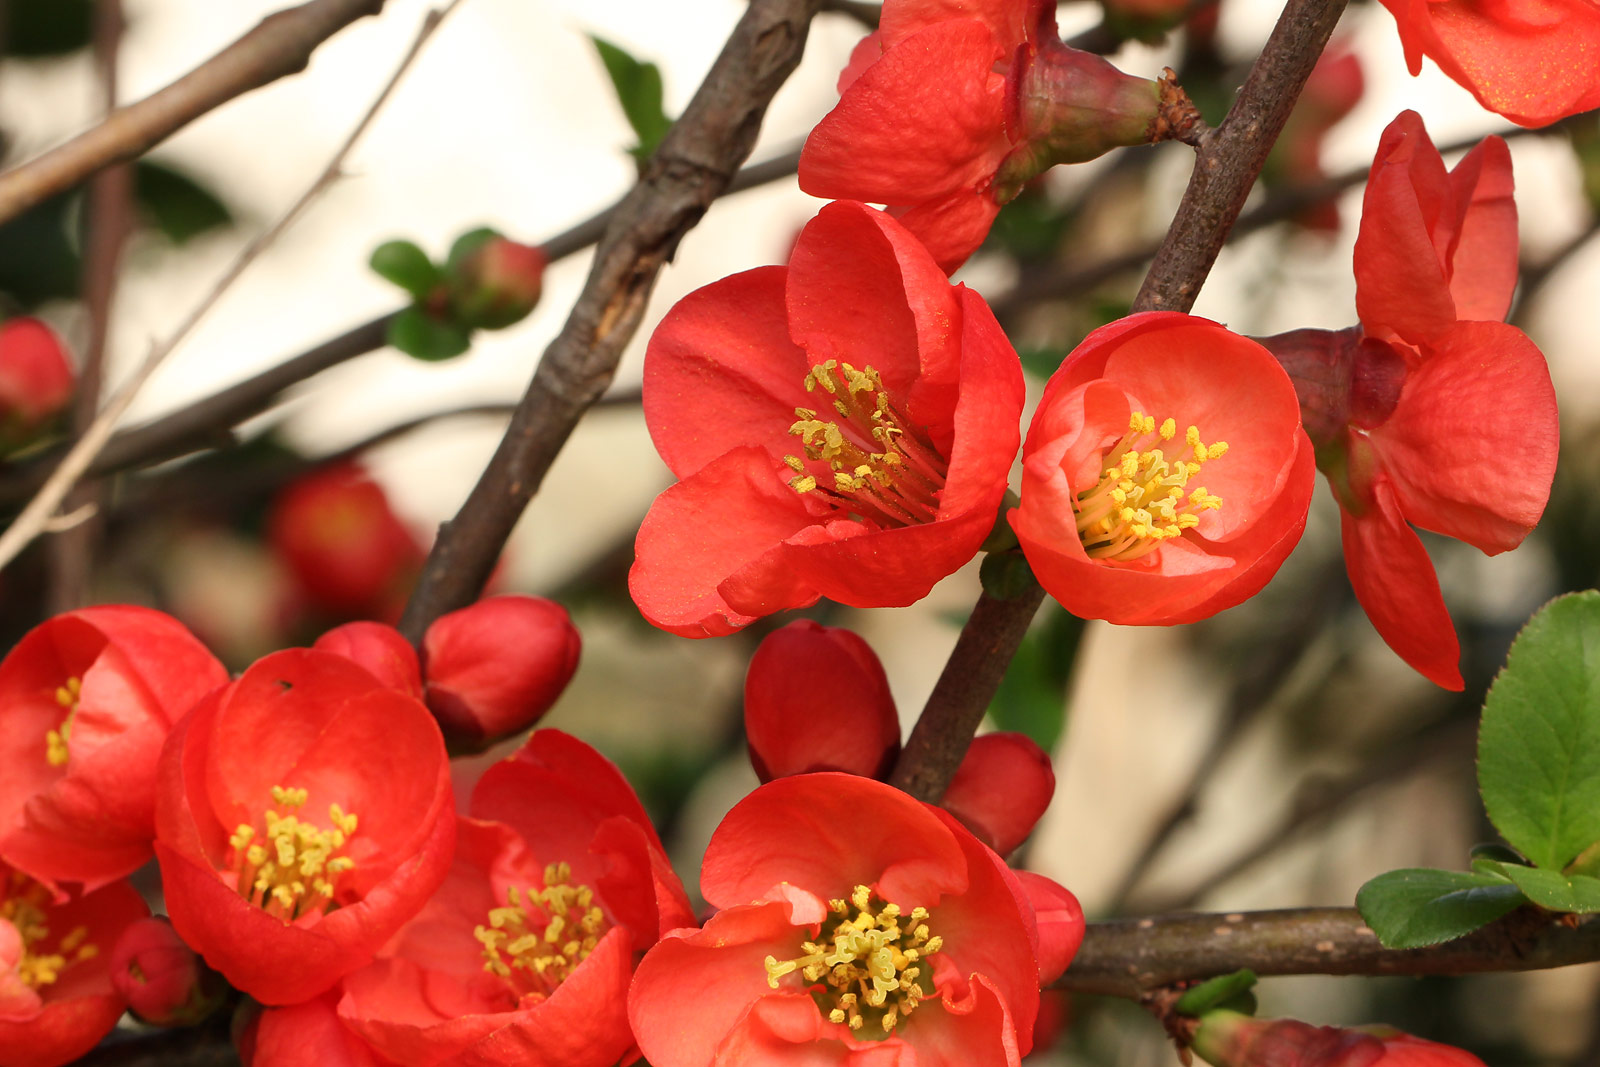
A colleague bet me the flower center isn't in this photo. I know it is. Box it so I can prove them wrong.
[2,872,96,990]
[226,785,358,922]
[763,885,943,1037]
[783,361,948,528]
[44,676,82,767]
[475,861,607,1004]
[1073,411,1228,562]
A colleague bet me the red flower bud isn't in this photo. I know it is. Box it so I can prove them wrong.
[0,318,74,451]
[421,595,581,749]
[743,620,901,782]
[940,732,1054,854]
[313,622,423,701]
[108,917,222,1027]
[449,235,547,330]
[1192,1011,1486,1066]
[1014,869,1085,985]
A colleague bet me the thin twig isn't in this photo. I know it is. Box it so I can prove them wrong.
[889,0,1352,805]
[0,0,386,228]
[0,2,462,571]
[396,0,825,643]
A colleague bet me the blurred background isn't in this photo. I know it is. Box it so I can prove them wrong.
[1,0,1597,1062]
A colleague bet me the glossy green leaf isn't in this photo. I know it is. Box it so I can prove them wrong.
[386,307,470,362]
[590,35,673,162]
[1355,868,1526,949]
[1478,861,1600,914]
[370,241,442,299]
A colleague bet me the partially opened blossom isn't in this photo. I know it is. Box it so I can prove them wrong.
[630,772,1081,1066]
[1259,111,1557,690]
[0,318,74,452]
[1013,313,1315,626]
[154,649,455,1005]
[1192,1010,1486,1066]
[744,620,900,782]
[0,866,149,1067]
[338,730,693,1066]
[1378,0,1600,127]
[630,201,1025,637]
[801,0,1192,269]
[0,606,228,891]
[421,595,582,749]
[941,733,1055,855]
[108,916,223,1026]
[314,621,424,701]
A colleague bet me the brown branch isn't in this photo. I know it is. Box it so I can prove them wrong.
[0,0,386,228]
[1059,905,1600,998]
[888,0,1350,804]
[395,0,824,643]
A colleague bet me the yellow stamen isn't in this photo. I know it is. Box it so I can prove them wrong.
[44,676,83,767]
[474,862,607,1002]
[227,785,358,922]
[1,871,98,990]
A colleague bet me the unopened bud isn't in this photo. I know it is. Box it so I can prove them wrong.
[1255,327,1407,448]
[447,230,547,330]
[422,595,581,750]
[941,732,1055,854]
[109,917,224,1027]
[1191,1011,1486,1066]
[744,621,900,783]
[313,621,423,700]
[0,317,75,451]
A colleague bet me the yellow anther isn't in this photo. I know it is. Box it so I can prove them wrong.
[44,676,84,768]
[476,862,606,1000]
[229,785,358,922]
[1159,418,1176,440]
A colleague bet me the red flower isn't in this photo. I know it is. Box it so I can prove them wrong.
[153,649,455,1005]
[422,596,582,750]
[241,992,393,1067]
[108,916,222,1026]
[0,606,228,891]
[629,772,1081,1066]
[1192,1011,1486,1066]
[1012,312,1315,625]
[941,733,1055,855]
[630,201,1024,637]
[268,463,423,619]
[744,621,901,782]
[1377,0,1600,127]
[0,866,149,1067]
[1259,111,1557,690]
[800,0,1173,270]
[338,730,693,1066]
[0,318,74,451]
[314,622,423,702]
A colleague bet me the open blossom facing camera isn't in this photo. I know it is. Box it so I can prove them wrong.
[1012,312,1315,625]
[629,773,1083,1066]
[1259,111,1557,690]
[630,200,1024,638]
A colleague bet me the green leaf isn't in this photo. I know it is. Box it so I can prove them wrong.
[1174,970,1257,1017]
[386,307,471,362]
[1479,591,1600,870]
[1478,861,1600,913]
[133,161,233,245]
[979,552,1034,601]
[590,35,673,161]
[446,227,502,272]
[1355,868,1526,949]
[370,241,442,299]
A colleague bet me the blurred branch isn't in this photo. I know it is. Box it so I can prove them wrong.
[1512,216,1600,327]
[0,2,460,571]
[395,0,825,643]
[0,0,387,228]
[1060,905,1600,998]
[889,0,1350,804]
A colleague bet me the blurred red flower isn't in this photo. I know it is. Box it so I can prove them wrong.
[154,649,454,1005]
[1012,312,1314,625]
[0,318,74,452]
[1192,1010,1487,1066]
[630,200,1024,637]
[0,606,226,891]
[941,733,1055,856]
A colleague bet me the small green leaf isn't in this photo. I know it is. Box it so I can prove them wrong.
[446,227,502,272]
[979,552,1035,601]
[1175,970,1258,1017]
[370,240,442,298]
[386,307,471,362]
[1478,861,1600,914]
[590,35,674,161]
[1355,868,1526,949]
[1479,591,1600,870]
[133,161,233,244]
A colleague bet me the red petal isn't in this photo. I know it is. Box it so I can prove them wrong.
[1340,480,1464,690]
[313,622,423,701]
[940,733,1054,855]
[1012,871,1084,985]
[904,972,1022,1067]
[250,992,390,1067]
[879,0,1032,50]
[891,189,1004,274]
[1442,136,1518,322]
[423,596,581,745]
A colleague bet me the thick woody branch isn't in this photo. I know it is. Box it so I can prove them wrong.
[889,0,1350,804]
[1060,907,1600,998]
[396,0,824,642]
[0,0,385,227]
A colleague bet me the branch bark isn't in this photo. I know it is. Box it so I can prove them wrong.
[888,0,1350,804]
[396,0,824,643]
[0,0,385,228]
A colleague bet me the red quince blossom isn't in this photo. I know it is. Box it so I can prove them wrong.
[153,648,455,1005]
[0,318,74,452]
[0,606,227,891]
[1192,1010,1486,1066]
[1258,111,1557,690]
[0,866,149,1067]
[1011,871,1082,986]
[630,772,1083,1066]
[800,0,1179,270]
[630,200,1024,637]
[108,916,222,1026]
[314,622,424,701]
[941,733,1054,855]
[338,730,694,1067]
[744,620,901,782]
[1262,45,1364,232]
[1378,0,1600,127]
[422,595,582,750]
[241,992,394,1067]
[1012,312,1315,626]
